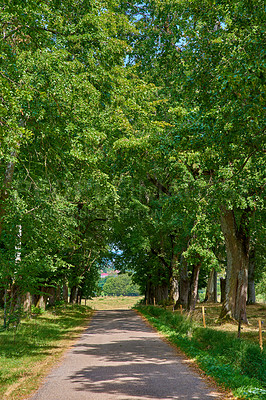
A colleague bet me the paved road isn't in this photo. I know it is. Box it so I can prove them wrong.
[31,310,223,400]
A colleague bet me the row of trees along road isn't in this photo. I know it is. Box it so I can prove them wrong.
[0,0,265,326]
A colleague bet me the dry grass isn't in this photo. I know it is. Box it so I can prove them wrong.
[82,296,143,310]
[172,302,266,347]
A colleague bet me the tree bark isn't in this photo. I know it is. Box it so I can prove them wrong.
[145,276,168,305]
[247,248,256,304]
[178,256,190,309]
[169,253,179,306]
[77,287,82,304]
[63,283,69,303]
[219,207,250,323]
[204,268,218,302]
[70,286,78,303]
[220,277,226,303]
[188,264,200,312]
[23,292,32,312]
[3,288,8,329]
[36,295,46,309]
[0,157,16,238]
[155,284,168,304]
[46,287,56,306]
[0,288,5,308]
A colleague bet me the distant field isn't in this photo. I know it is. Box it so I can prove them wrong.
[82,296,143,310]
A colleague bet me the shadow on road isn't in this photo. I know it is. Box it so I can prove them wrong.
[67,310,220,400]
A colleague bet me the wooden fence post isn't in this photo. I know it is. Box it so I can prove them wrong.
[202,306,206,328]
[180,304,183,314]
[259,319,263,350]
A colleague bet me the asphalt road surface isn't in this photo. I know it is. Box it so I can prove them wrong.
[31,309,223,400]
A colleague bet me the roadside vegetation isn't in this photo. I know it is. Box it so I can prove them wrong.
[0,304,92,400]
[136,304,266,400]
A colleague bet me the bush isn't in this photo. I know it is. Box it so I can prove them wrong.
[31,305,44,315]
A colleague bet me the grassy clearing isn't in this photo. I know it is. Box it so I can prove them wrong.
[82,295,143,310]
[136,305,266,400]
[0,304,92,400]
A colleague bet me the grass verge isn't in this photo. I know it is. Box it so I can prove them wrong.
[0,304,93,400]
[136,305,266,400]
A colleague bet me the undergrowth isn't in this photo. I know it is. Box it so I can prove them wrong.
[136,305,266,400]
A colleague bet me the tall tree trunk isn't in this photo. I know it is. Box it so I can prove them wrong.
[0,157,16,237]
[77,287,82,304]
[220,277,226,303]
[247,248,256,304]
[213,269,217,303]
[155,284,168,304]
[3,288,8,329]
[70,286,78,304]
[36,295,46,309]
[46,287,56,306]
[204,268,218,302]
[219,207,250,323]
[23,292,32,312]
[145,275,155,305]
[6,283,22,327]
[178,256,190,309]
[169,253,179,306]
[145,279,151,304]
[188,264,200,312]
[63,283,69,303]
[0,288,5,308]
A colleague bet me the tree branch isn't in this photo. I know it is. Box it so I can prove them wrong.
[147,174,171,196]
[151,247,169,269]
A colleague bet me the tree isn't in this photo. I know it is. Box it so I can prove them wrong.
[102,273,140,296]
[0,0,140,321]
[117,0,265,321]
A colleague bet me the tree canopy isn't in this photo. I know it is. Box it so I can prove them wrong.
[0,0,265,325]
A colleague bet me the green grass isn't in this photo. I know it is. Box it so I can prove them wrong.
[83,295,143,310]
[136,305,266,400]
[0,304,92,400]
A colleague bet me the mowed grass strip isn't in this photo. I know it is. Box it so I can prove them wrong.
[136,305,266,400]
[0,304,93,400]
